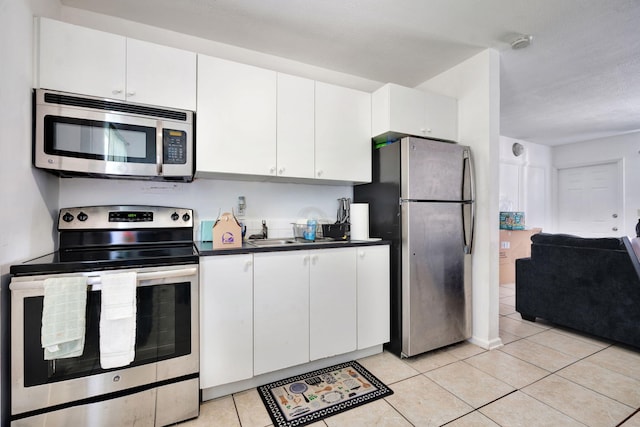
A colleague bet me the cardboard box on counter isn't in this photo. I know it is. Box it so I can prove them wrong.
[212,212,242,249]
[499,227,542,284]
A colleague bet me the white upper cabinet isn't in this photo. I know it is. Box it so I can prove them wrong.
[315,82,372,183]
[197,60,372,184]
[196,55,277,177]
[37,18,196,110]
[38,18,126,100]
[276,73,315,179]
[372,83,458,143]
[125,39,196,110]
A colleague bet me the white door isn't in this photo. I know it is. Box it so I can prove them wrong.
[309,248,357,360]
[356,246,390,349]
[199,254,254,388]
[315,82,371,182]
[196,55,277,176]
[126,39,196,110]
[276,73,315,178]
[557,162,622,236]
[38,18,126,100]
[253,251,310,375]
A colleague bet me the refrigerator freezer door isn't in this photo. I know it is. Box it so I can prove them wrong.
[401,137,470,201]
[401,201,471,357]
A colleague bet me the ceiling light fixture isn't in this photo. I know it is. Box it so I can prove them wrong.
[511,34,533,49]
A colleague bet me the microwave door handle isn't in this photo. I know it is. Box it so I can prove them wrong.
[156,122,163,175]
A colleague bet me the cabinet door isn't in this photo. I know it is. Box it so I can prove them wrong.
[423,91,458,142]
[38,18,126,100]
[309,248,357,360]
[315,82,371,183]
[254,251,310,374]
[126,39,196,110]
[276,73,315,179]
[196,55,277,176]
[199,255,253,388]
[385,83,426,137]
[356,246,390,349]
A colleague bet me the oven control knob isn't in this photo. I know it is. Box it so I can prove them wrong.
[182,213,191,222]
[62,212,74,222]
[77,212,88,222]
[171,212,180,221]
[113,375,121,383]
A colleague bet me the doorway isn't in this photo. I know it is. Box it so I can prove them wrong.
[557,161,622,237]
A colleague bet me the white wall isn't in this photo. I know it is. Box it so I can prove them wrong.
[417,49,503,350]
[0,0,62,423]
[499,136,552,230]
[553,131,640,237]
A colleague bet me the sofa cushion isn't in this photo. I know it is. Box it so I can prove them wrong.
[531,232,625,250]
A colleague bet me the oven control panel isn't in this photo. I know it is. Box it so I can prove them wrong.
[58,205,193,230]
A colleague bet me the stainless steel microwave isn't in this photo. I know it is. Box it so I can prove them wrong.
[34,89,194,181]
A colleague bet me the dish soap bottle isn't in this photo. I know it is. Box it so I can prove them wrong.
[304,219,317,241]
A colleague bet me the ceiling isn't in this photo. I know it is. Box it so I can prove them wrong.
[60,0,640,146]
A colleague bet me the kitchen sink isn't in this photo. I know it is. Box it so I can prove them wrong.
[247,238,344,248]
[247,239,298,247]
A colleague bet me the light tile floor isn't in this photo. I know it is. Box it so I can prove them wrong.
[180,283,640,426]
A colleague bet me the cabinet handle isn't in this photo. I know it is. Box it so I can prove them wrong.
[269,166,276,174]
[311,255,319,264]
[278,167,285,175]
[317,170,323,177]
[303,255,310,264]
[126,91,136,97]
[420,128,432,134]
[244,260,253,271]
[359,251,365,258]
[112,89,123,95]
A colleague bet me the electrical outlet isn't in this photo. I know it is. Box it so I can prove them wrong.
[238,196,246,217]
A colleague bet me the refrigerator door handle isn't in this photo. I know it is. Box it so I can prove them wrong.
[463,150,475,254]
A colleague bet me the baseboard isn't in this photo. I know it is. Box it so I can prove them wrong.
[201,345,384,401]
[469,336,504,350]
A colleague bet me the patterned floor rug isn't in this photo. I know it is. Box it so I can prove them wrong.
[258,360,393,427]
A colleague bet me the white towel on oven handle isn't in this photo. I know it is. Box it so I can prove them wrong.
[41,276,88,360]
[99,272,137,369]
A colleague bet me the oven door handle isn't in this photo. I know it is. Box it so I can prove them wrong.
[88,267,198,290]
[10,267,198,291]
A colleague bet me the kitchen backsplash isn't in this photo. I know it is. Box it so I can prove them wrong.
[58,176,353,241]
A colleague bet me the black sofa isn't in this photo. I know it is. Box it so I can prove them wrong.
[516,233,640,349]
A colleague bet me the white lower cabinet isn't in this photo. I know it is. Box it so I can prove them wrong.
[309,248,357,360]
[356,245,390,349]
[199,254,254,389]
[200,244,388,389]
[253,251,310,375]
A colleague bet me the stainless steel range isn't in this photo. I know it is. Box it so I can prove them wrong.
[9,205,199,426]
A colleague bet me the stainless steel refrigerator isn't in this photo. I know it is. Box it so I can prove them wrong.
[354,136,474,357]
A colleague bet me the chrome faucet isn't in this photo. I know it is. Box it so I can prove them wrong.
[261,220,268,239]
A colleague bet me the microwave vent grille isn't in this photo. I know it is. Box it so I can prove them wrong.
[43,92,189,122]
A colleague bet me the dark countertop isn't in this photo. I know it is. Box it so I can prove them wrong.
[196,238,390,256]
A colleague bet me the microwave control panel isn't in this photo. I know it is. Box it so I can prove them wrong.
[163,129,187,164]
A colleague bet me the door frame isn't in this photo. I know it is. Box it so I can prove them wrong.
[551,158,624,235]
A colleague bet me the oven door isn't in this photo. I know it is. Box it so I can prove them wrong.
[9,264,199,418]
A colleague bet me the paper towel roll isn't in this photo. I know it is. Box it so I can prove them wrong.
[350,203,369,240]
